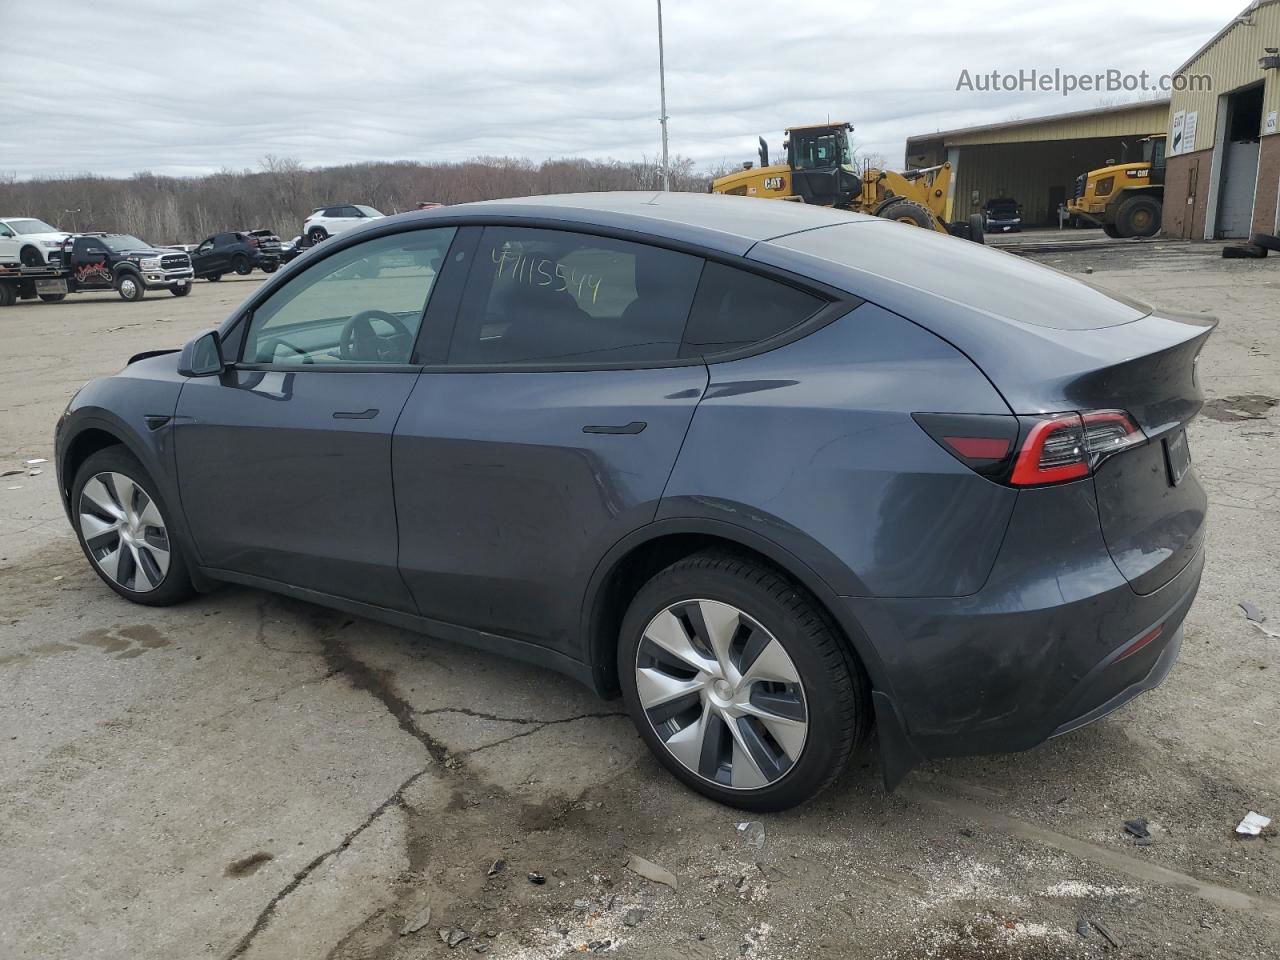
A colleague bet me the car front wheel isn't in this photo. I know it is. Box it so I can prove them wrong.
[71,447,195,606]
[619,550,871,810]
[117,274,145,301]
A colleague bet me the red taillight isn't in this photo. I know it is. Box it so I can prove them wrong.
[942,436,1011,459]
[1010,410,1145,487]
[1010,414,1089,485]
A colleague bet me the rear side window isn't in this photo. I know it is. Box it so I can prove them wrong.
[450,226,703,365]
[680,262,826,357]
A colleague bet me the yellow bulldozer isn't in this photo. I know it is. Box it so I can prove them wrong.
[711,122,986,243]
[1067,134,1165,238]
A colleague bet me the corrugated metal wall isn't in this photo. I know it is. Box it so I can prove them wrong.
[952,137,1138,226]
[945,103,1170,147]
[1170,0,1280,152]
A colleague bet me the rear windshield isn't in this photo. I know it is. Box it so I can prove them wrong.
[766,221,1147,331]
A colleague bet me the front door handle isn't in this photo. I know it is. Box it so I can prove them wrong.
[582,421,647,435]
[333,408,379,420]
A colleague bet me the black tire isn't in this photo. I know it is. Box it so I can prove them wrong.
[233,255,252,276]
[170,283,191,297]
[70,446,195,607]
[20,246,43,267]
[967,213,985,245]
[618,549,871,811]
[307,227,328,244]
[1102,223,1122,238]
[1250,233,1280,253]
[261,262,279,273]
[878,199,937,231]
[38,293,67,303]
[117,273,145,301]
[206,273,222,282]
[1223,244,1268,259]
[0,283,16,307]
[1115,195,1161,238]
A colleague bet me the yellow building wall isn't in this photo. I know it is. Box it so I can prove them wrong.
[1170,0,1280,151]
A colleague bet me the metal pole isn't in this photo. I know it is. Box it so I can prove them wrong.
[656,0,670,191]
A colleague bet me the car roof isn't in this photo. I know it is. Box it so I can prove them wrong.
[415,191,880,256]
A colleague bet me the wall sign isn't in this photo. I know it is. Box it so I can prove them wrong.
[1170,110,1186,156]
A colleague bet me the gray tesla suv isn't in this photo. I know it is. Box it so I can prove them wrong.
[55,192,1210,810]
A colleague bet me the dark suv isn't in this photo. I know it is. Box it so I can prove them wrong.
[55,193,1209,810]
[190,232,281,281]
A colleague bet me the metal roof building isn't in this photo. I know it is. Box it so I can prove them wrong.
[1162,0,1280,239]
[905,101,1170,228]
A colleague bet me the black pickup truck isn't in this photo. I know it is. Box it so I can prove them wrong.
[0,233,194,305]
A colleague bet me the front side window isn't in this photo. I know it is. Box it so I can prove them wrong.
[450,226,703,365]
[243,227,455,366]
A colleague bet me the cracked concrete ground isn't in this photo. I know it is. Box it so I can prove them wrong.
[1,247,1278,960]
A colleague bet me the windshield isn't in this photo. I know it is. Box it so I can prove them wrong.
[7,218,59,234]
[355,205,385,218]
[101,235,152,253]
[793,128,854,170]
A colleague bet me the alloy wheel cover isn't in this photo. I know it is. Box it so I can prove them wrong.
[635,599,808,790]
[78,472,171,592]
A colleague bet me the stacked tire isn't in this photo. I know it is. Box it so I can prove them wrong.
[1223,233,1280,259]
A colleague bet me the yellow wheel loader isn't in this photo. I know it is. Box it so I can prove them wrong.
[710,122,986,243]
[1067,134,1165,238]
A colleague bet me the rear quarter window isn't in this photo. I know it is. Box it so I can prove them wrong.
[680,262,826,357]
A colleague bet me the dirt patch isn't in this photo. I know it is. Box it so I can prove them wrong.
[226,852,275,878]
[1201,395,1278,422]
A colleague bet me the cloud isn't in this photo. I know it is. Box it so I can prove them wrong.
[0,0,1226,179]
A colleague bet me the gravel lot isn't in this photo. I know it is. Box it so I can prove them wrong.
[2,243,1278,960]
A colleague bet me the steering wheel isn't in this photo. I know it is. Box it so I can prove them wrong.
[338,309,413,362]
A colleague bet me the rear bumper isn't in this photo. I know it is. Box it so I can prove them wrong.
[846,479,1204,771]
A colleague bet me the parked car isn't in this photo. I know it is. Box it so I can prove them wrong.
[52,233,193,300]
[55,193,1210,810]
[245,228,284,263]
[302,204,384,244]
[0,217,71,265]
[190,231,281,281]
[983,197,1023,233]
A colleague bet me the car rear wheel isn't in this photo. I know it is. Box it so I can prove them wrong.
[71,447,194,606]
[117,274,145,301]
[307,227,328,244]
[619,549,870,811]
[233,255,252,276]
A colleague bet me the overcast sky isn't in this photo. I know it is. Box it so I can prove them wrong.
[0,0,1232,181]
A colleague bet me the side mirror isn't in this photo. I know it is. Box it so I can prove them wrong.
[178,330,225,377]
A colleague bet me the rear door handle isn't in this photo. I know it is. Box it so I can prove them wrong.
[333,408,379,420]
[582,421,647,435]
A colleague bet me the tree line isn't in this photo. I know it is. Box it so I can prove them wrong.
[0,155,724,245]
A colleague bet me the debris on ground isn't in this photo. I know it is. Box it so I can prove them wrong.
[439,927,470,948]
[1,469,21,477]
[1076,918,1091,937]
[1236,811,1272,836]
[1091,919,1122,948]
[400,905,432,936]
[487,858,506,877]
[623,907,647,927]
[527,872,546,885]
[1239,601,1267,623]
[1123,818,1153,845]
[736,820,766,848]
[24,458,47,466]
[625,854,678,890]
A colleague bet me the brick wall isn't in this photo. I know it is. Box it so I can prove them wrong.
[1252,133,1280,238]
